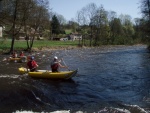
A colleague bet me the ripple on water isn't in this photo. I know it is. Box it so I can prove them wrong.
[0,45,150,112]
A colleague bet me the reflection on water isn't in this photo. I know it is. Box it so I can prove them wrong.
[0,45,150,113]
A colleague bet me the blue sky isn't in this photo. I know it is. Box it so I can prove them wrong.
[49,0,141,21]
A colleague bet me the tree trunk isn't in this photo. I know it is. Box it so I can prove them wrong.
[9,0,18,54]
[9,36,15,53]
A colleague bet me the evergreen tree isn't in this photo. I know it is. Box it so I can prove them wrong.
[51,15,60,34]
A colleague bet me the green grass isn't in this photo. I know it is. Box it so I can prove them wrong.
[0,40,79,50]
[65,29,72,34]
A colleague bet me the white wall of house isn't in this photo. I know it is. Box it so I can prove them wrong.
[70,35,82,41]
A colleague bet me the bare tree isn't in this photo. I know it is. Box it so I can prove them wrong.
[75,9,87,46]
[91,5,109,45]
[0,0,29,53]
[25,1,50,51]
[0,0,50,52]
[107,11,117,22]
[75,3,98,46]
[140,0,150,20]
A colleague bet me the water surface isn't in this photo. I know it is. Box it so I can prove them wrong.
[0,45,150,113]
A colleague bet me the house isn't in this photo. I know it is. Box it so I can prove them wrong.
[69,33,82,41]
[17,27,43,40]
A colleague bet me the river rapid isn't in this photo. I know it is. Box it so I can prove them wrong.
[0,45,150,113]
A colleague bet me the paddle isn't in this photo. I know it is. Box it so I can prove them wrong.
[61,58,70,71]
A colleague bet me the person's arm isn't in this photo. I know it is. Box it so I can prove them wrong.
[58,63,68,68]
[36,63,39,67]
[34,61,39,67]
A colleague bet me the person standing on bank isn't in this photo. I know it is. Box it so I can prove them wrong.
[51,56,68,72]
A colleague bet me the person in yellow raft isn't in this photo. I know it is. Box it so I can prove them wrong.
[11,51,18,58]
[50,56,68,72]
[27,56,39,72]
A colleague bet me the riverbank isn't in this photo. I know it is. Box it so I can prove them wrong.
[0,44,148,55]
[0,45,80,54]
[0,39,148,54]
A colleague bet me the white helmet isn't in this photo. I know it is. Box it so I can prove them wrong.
[54,56,58,60]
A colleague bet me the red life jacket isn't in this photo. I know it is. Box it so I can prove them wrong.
[20,53,24,57]
[27,60,37,70]
[51,62,59,72]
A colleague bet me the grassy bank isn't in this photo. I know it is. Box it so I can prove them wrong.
[0,40,79,52]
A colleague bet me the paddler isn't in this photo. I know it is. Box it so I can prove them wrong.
[50,56,68,72]
[27,56,38,72]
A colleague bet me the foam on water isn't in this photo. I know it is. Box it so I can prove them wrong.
[14,104,149,113]
[0,74,20,78]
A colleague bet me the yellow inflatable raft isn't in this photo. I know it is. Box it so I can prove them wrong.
[18,67,78,79]
[8,56,27,63]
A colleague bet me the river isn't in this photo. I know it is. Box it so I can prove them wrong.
[0,45,149,113]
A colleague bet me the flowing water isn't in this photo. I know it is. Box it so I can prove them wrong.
[0,45,150,113]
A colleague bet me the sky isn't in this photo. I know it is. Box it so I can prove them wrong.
[49,0,141,21]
